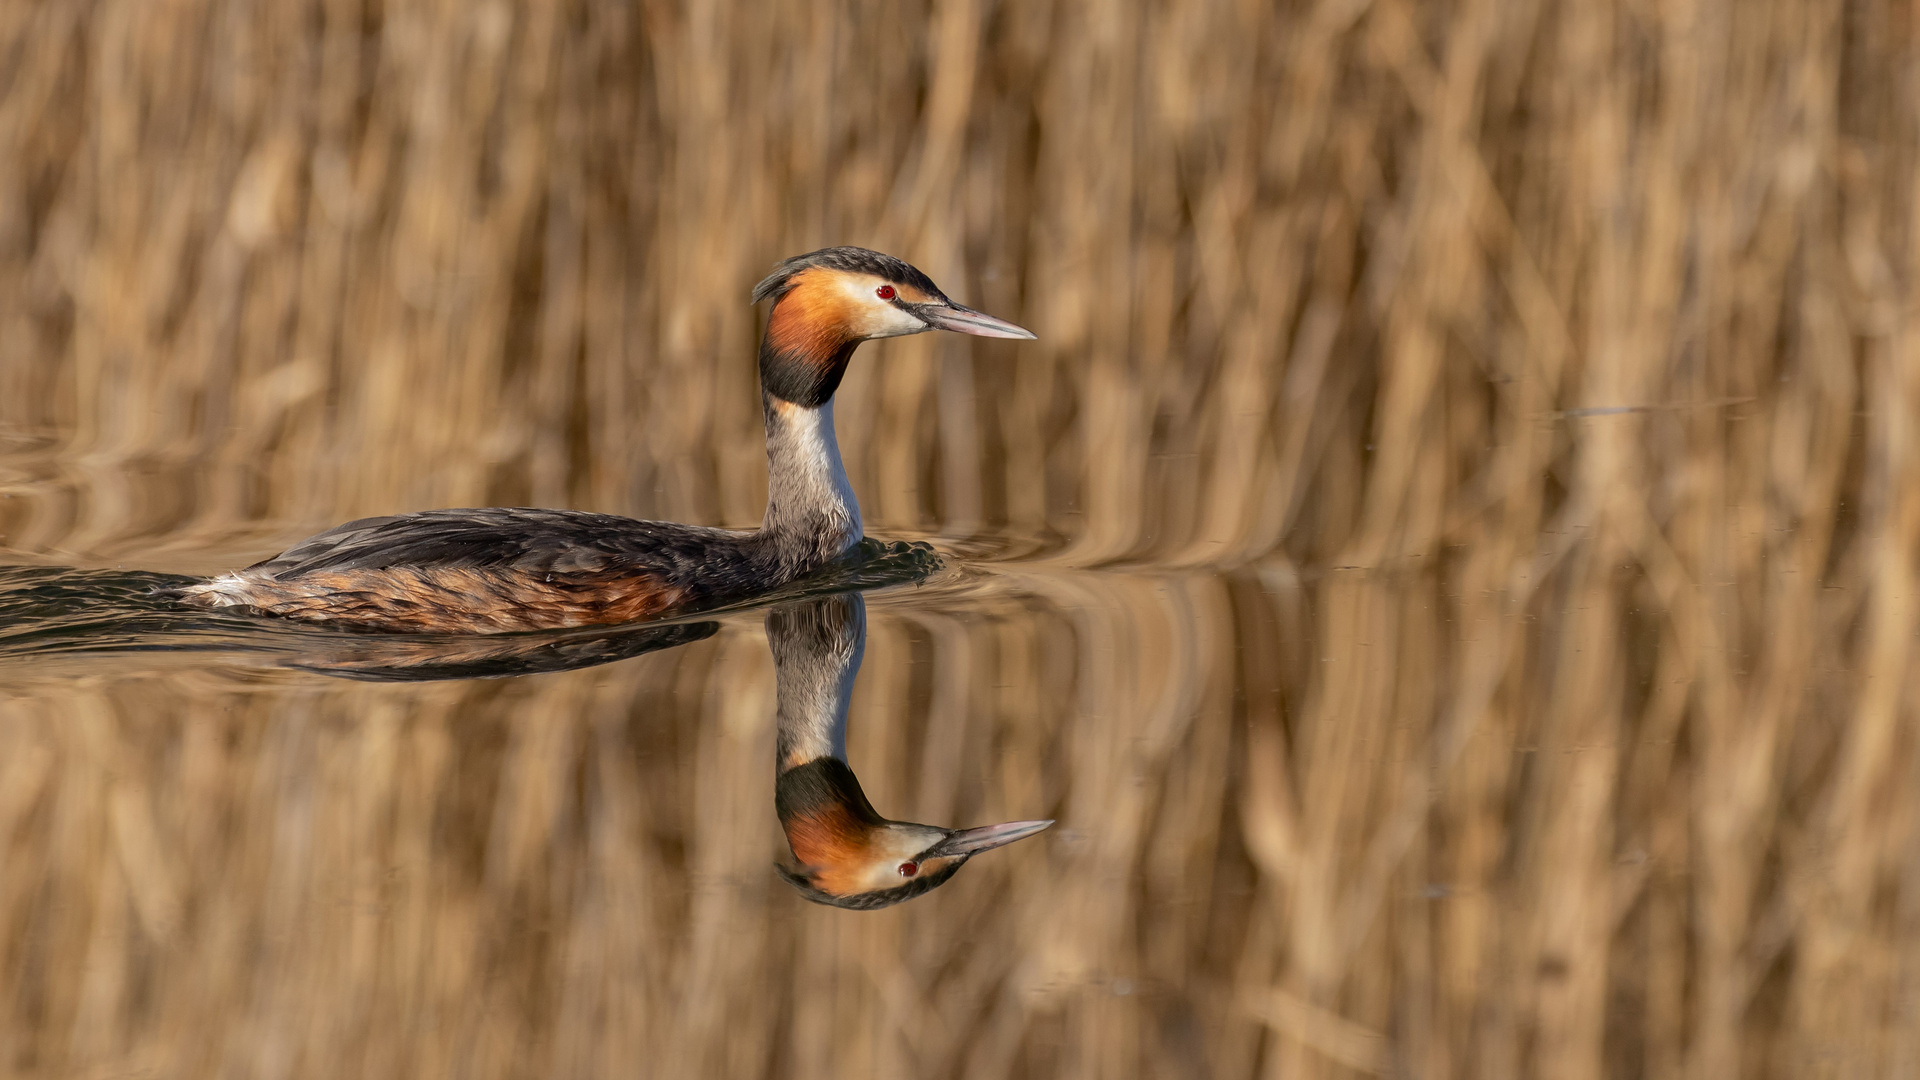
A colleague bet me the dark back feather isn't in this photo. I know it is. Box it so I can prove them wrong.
[247,508,762,585]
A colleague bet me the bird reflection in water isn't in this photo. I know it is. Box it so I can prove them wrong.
[767,595,1053,909]
[0,562,1050,908]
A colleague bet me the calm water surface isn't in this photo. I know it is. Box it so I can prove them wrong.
[1,442,1333,1078]
[0,416,1877,1079]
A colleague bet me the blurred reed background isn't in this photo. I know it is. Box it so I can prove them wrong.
[1,0,1918,1076]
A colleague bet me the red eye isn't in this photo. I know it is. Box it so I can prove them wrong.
[876,285,896,300]
[897,861,918,877]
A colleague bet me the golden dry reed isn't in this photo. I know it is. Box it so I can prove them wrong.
[0,0,1916,1077]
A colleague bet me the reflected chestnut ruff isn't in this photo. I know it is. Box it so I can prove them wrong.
[769,595,1052,909]
[167,248,1034,634]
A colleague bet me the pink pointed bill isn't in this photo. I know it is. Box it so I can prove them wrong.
[928,819,1055,857]
[918,303,1037,340]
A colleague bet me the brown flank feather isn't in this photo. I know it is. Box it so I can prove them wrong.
[222,568,688,633]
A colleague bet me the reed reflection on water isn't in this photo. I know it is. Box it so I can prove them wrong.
[5,0,1920,1076]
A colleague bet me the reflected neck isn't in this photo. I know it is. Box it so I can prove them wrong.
[759,393,863,565]
[768,596,866,771]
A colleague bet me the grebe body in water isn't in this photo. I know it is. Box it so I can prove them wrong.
[177,248,1034,633]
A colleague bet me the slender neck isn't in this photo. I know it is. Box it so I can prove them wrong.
[768,595,866,771]
[759,394,863,563]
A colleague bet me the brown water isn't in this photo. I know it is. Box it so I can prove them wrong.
[3,421,1899,1080]
[0,497,1305,1078]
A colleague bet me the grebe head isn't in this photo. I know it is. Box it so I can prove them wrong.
[753,247,1035,407]
[775,758,1052,910]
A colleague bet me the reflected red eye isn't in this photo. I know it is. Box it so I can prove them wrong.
[897,861,918,877]
[876,285,896,300]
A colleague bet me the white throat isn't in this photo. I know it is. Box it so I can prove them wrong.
[771,595,866,769]
[764,399,864,553]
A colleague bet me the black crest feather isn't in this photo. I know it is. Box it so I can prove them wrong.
[776,860,966,910]
[751,246,947,305]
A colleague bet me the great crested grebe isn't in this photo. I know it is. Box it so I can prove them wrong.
[769,595,1051,909]
[175,247,1034,633]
